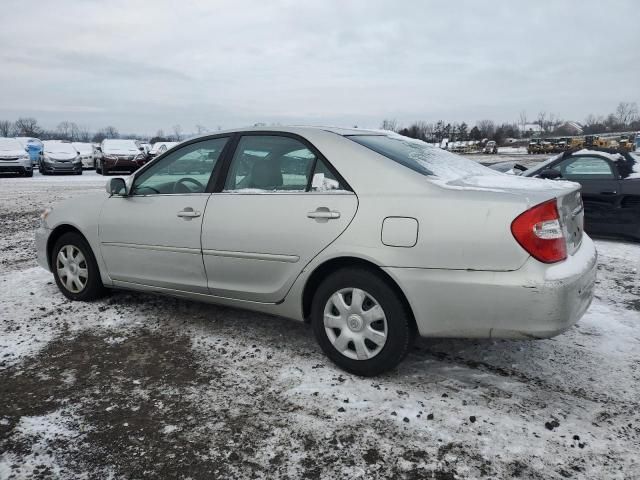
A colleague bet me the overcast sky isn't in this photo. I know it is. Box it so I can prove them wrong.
[1,0,638,134]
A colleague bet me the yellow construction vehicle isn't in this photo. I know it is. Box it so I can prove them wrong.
[618,135,634,152]
[584,135,609,148]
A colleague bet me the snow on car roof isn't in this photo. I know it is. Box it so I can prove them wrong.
[573,149,625,161]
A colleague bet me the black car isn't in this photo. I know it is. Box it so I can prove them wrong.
[520,148,640,241]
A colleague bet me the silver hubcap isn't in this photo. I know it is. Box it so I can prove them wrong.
[324,288,388,360]
[56,245,88,293]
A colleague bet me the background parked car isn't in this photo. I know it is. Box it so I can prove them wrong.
[40,141,83,175]
[72,142,99,169]
[0,137,33,177]
[521,148,640,241]
[148,141,179,159]
[96,139,148,175]
[483,140,497,154]
[16,137,43,166]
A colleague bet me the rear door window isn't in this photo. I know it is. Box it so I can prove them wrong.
[223,135,348,192]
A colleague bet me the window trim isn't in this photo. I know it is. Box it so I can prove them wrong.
[129,134,233,196]
[213,131,353,194]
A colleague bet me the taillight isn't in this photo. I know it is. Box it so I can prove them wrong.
[511,199,567,264]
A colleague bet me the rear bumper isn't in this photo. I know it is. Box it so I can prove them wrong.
[385,235,597,339]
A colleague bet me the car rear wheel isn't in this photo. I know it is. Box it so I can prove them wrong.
[52,232,106,301]
[311,268,415,376]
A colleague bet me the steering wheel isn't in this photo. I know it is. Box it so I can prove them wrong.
[173,177,204,193]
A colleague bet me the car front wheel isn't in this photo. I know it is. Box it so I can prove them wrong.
[52,232,106,301]
[311,268,415,376]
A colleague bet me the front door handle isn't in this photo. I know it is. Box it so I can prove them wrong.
[307,207,340,221]
[600,191,617,195]
[177,207,201,219]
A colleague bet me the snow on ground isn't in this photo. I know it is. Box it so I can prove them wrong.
[0,170,639,479]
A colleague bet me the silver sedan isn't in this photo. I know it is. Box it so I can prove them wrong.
[36,127,597,376]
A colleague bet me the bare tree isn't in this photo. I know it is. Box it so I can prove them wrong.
[172,124,183,141]
[615,102,639,127]
[476,119,496,139]
[77,125,92,142]
[14,117,42,137]
[536,112,547,132]
[56,121,73,140]
[195,124,208,135]
[380,119,399,132]
[103,126,119,139]
[0,120,14,137]
[518,110,527,132]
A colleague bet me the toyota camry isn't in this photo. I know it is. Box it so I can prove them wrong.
[36,127,597,376]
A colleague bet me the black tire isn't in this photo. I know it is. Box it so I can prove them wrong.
[311,267,415,376]
[76,170,83,175]
[52,232,106,301]
[24,170,33,177]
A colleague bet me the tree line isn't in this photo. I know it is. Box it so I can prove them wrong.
[382,101,640,144]
[0,118,196,144]
[1,101,638,145]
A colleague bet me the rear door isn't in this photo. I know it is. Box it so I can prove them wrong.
[553,155,620,235]
[201,133,358,303]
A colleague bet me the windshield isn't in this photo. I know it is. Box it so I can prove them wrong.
[43,142,77,154]
[348,134,496,180]
[72,143,93,154]
[102,139,139,152]
[0,138,24,151]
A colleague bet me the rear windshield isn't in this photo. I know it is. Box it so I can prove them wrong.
[347,134,494,181]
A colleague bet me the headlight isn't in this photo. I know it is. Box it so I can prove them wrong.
[19,153,29,159]
[43,155,53,162]
[73,156,81,163]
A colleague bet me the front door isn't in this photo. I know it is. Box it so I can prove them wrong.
[201,134,358,303]
[99,136,230,293]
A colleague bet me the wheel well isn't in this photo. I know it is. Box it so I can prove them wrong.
[46,225,85,269]
[301,256,417,330]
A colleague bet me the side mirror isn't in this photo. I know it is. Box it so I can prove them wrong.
[539,168,562,180]
[106,177,128,196]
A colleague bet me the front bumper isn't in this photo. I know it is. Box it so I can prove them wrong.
[0,159,32,174]
[40,161,82,174]
[385,235,597,339]
[103,157,146,171]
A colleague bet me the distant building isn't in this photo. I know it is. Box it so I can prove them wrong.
[518,123,544,137]
[556,121,584,135]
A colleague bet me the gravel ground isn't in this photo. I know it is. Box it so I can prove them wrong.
[1,169,639,479]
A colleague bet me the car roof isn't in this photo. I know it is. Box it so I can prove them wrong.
[185,125,385,141]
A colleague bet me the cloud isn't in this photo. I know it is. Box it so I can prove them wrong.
[1,0,638,134]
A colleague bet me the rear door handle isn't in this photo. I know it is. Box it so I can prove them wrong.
[177,207,201,219]
[307,207,340,220]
